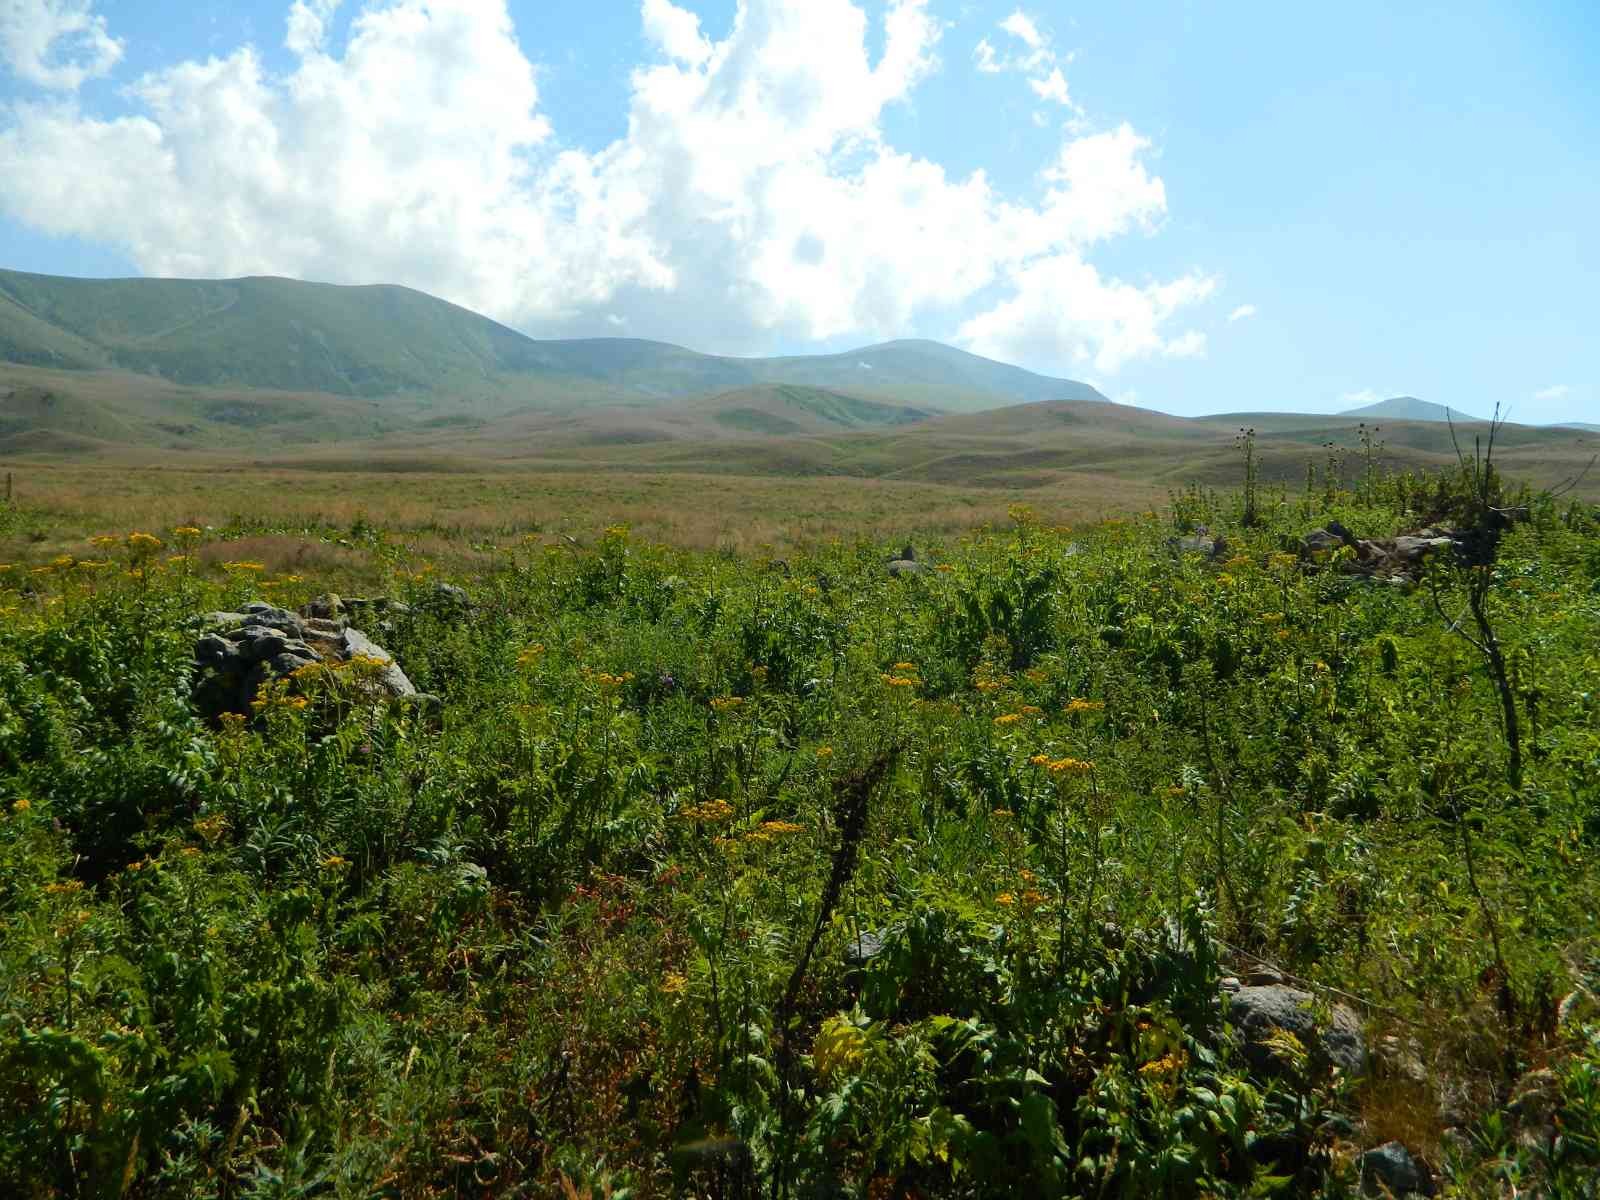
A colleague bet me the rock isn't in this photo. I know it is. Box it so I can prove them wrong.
[1302,528,1345,555]
[192,601,415,722]
[1357,1141,1433,1197]
[340,628,417,697]
[1392,536,1453,562]
[846,929,888,966]
[1227,984,1366,1078]
[425,582,472,612]
[1244,965,1286,986]
[1172,534,1219,557]
[1508,1067,1560,1152]
[886,544,924,577]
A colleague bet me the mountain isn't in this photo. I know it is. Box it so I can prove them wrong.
[1339,395,1485,423]
[0,268,1104,414]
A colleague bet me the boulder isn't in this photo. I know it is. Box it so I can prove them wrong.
[1301,528,1345,555]
[191,601,416,722]
[886,543,924,577]
[1226,984,1366,1078]
[1356,1142,1433,1197]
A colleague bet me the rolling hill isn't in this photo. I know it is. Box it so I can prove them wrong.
[0,268,1105,415]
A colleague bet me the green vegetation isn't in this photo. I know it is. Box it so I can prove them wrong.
[0,270,1103,415]
[2,458,1600,1198]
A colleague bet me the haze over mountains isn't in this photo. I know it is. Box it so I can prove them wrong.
[1,268,1595,500]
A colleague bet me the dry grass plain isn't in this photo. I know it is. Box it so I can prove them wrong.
[0,458,1168,569]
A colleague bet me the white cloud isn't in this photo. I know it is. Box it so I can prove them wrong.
[974,7,1075,109]
[641,0,711,66]
[1339,389,1380,408]
[1227,303,1256,323]
[998,10,1045,52]
[1534,384,1570,401]
[0,0,1210,376]
[0,0,122,89]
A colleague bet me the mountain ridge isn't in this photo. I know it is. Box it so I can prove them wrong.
[0,267,1106,413]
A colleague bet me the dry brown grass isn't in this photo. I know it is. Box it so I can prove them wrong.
[1,460,1166,559]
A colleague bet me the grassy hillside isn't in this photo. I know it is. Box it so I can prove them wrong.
[0,269,1105,415]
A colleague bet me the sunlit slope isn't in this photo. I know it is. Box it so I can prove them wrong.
[0,269,1106,415]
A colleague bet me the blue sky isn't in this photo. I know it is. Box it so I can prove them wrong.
[0,1,1594,422]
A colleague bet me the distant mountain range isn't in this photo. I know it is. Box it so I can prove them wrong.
[0,268,1104,413]
[0,269,1592,496]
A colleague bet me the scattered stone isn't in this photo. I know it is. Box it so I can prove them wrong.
[1508,1067,1560,1152]
[1227,984,1367,1078]
[886,543,924,577]
[1301,528,1346,555]
[1357,1141,1433,1197]
[191,601,416,722]
[1300,524,1457,585]
[846,929,888,966]
[1170,526,1228,559]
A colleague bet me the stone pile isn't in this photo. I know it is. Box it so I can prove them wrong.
[1300,520,1455,584]
[191,599,418,722]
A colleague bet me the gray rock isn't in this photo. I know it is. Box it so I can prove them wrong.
[1392,536,1452,561]
[1357,1141,1432,1197]
[1227,984,1366,1077]
[194,633,238,666]
[427,582,472,610]
[1508,1067,1560,1152]
[1173,534,1218,557]
[846,929,888,966]
[340,628,417,697]
[886,558,924,577]
[1302,528,1344,554]
[192,598,417,721]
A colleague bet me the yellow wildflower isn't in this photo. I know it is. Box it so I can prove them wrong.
[517,643,546,668]
[45,880,84,895]
[193,813,229,844]
[994,713,1022,726]
[89,535,120,550]
[1260,611,1284,624]
[223,561,266,572]
[1029,753,1052,766]
[320,855,350,871]
[995,891,1015,906]
[662,972,688,996]
[892,662,916,672]
[816,745,834,759]
[1065,698,1105,714]
[11,798,31,813]
[681,799,736,823]
[126,532,163,552]
[1019,704,1042,715]
[1140,1049,1189,1078]
[172,526,202,538]
[880,674,919,688]
[710,696,744,712]
[1047,757,1094,775]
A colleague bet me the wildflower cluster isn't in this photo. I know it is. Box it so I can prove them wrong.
[680,799,736,823]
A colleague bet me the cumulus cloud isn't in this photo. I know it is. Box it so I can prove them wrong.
[0,0,122,89]
[0,0,1212,374]
[1227,303,1256,323]
[1534,384,1570,401]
